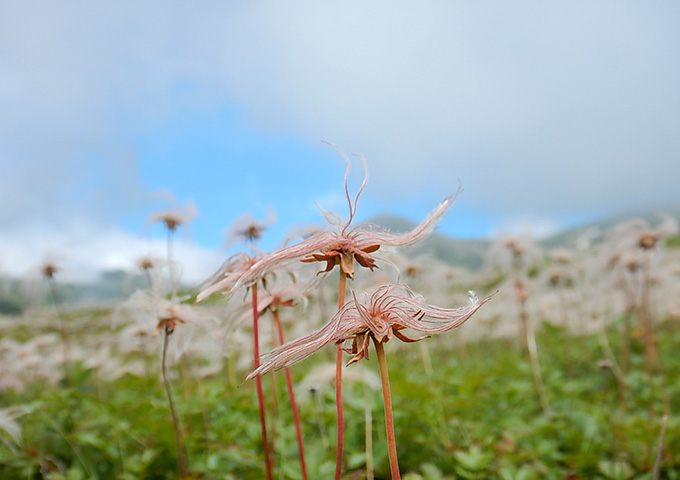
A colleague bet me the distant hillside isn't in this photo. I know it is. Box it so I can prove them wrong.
[3,202,679,313]
[368,214,490,270]
[370,200,680,268]
[0,270,150,314]
[541,201,680,249]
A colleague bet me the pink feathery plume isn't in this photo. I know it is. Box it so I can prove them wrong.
[196,251,264,302]
[147,190,198,231]
[229,154,459,288]
[247,284,492,380]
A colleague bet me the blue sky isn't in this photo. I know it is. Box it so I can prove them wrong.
[2,2,680,282]
[132,105,502,250]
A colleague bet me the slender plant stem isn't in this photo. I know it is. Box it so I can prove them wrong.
[39,412,94,478]
[373,339,400,480]
[525,313,551,417]
[267,318,279,450]
[621,307,633,377]
[640,255,670,416]
[513,260,550,418]
[167,228,177,298]
[334,273,347,480]
[653,414,669,480]
[310,388,329,448]
[268,364,279,451]
[272,310,308,480]
[419,341,433,377]
[144,268,154,291]
[252,284,274,480]
[597,325,627,411]
[47,278,70,371]
[641,256,654,370]
[196,376,212,453]
[162,327,188,477]
[364,373,374,480]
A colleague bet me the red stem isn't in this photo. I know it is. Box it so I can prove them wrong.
[373,339,400,480]
[334,273,347,480]
[272,310,308,480]
[252,284,274,480]
[162,327,189,477]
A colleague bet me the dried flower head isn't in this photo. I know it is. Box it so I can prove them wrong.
[224,209,277,247]
[485,234,541,272]
[156,308,186,335]
[405,265,420,278]
[608,215,678,256]
[638,233,657,250]
[41,262,58,279]
[147,190,198,232]
[504,239,525,259]
[228,144,458,291]
[621,251,642,273]
[549,248,576,265]
[513,278,529,302]
[137,256,157,271]
[247,284,491,379]
[256,281,304,315]
[124,290,215,335]
[197,251,271,302]
[548,269,564,286]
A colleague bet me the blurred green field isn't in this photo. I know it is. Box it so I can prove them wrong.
[1,302,678,479]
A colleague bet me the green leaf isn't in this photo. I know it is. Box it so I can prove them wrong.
[454,445,494,471]
[597,460,634,480]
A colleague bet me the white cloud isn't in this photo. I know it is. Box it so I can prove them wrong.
[211,2,680,215]
[490,215,563,240]
[2,1,679,275]
[0,220,223,285]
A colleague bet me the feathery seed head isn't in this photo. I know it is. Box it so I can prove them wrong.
[147,190,198,232]
[257,280,304,315]
[124,290,215,336]
[247,284,492,379]
[229,160,458,288]
[137,256,156,271]
[41,262,58,279]
[513,278,530,302]
[224,209,276,247]
[198,251,274,302]
[638,233,657,250]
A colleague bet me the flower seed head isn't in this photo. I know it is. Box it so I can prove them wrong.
[247,284,493,379]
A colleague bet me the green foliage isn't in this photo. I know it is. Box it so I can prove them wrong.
[1,318,679,478]
[665,234,680,249]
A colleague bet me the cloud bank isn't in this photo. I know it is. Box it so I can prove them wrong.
[2,2,679,278]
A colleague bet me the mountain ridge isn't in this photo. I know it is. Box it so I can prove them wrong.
[369,201,680,267]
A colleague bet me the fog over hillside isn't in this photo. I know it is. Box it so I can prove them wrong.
[3,201,678,313]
